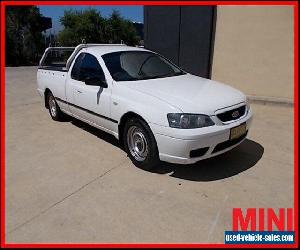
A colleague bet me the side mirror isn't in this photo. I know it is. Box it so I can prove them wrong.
[84,76,108,88]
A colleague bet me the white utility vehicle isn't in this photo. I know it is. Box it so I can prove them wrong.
[37,44,253,170]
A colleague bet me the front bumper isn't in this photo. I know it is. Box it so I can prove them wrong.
[150,107,253,164]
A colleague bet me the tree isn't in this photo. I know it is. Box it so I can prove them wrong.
[6,6,45,66]
[58,9,139,46]
[106,10,139,45]
[58,9,107,46]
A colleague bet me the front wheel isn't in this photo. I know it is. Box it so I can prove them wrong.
[123,118,160,170]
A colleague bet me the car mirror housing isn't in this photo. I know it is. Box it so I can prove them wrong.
[85,77,108,88]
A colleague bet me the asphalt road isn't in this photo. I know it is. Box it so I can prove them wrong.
[5,67,294,243]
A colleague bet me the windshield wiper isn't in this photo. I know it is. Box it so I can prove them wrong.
[136,71,185,81]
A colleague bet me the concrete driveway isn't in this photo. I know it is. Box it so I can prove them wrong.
[5,67,294,243]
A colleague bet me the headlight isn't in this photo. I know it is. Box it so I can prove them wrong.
[167,113,215,129]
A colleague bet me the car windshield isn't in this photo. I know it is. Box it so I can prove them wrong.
[102,51,186,81]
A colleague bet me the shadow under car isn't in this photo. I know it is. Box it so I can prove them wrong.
[71,118,264,182]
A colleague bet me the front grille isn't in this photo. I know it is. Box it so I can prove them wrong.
[190,147,209,158]
[217,105,246,122]
[212,131,248,154]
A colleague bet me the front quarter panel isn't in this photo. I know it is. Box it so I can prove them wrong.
[111,83,180,127]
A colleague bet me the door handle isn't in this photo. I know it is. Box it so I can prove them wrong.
[77,90,82,94]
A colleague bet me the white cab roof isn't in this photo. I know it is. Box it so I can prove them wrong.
[84,45,149,57]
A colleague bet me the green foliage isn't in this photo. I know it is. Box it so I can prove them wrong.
[106,10,140,45]
[6,7,141,65]
[6,6,45,66]
[58,9,106,46]
[58,9,139,46]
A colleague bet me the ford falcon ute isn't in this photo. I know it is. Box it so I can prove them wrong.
[37,44,253,170]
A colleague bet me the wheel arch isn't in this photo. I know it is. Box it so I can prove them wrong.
[44,88,52,109]
[118,111,150,146]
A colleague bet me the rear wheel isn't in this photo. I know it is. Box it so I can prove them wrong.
[47,92,65,121]
[123,118,160,170]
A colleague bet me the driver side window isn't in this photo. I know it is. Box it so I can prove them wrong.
[71,52,105,82]
[71,53,84,80]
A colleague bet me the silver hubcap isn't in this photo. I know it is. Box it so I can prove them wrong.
[127,126,148,161]
[49,95,57,117]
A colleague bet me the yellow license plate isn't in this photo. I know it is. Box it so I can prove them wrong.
[230,123,246,140]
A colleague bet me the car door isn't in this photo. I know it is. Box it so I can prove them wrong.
[66,52,113,131]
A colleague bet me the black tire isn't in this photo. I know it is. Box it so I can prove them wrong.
[123,117,160,170]
[46,92,65,121]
